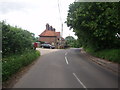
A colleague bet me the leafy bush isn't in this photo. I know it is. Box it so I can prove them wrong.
[85,48,120,63]
[65,36,81,48]
[1,21,40,82]
[94,49,120,63]
[2,50,40,82]
[66,2,120,51]
[1,21,36,57]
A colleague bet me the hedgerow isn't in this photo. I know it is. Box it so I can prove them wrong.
[1,21,40,82]
[2,50,40,81]
[1,21,36,57]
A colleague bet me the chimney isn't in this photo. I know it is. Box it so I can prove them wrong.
[46,23,50,30]
[53,28,55,31]
[50,26,53,31]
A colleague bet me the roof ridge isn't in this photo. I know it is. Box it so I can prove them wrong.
[39,30,57,36]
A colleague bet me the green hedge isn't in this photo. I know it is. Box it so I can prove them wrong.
[85,48,120,63]
[1,21,36,57]
[93,49,120,63]
[2,50,40,82]
[66,2,120,51]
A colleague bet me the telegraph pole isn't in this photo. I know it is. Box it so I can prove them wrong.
[61,23,63,37]
[58,0,64,48]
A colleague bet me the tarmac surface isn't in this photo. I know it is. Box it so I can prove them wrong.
[11,48,119,88]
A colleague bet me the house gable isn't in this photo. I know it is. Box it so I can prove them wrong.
[39,23,65,48]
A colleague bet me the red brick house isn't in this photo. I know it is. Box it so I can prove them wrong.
[39,23,65,48]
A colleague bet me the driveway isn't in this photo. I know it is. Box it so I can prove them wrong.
[36,48,61,55]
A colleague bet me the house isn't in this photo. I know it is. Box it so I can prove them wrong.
[39,23,65,48]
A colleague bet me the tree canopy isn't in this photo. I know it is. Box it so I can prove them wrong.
[65,36,80,48]
[66,2,120,51]
[1,21,36,56]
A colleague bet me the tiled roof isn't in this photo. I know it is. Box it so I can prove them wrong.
[39,30,61,37]
[56,32,60,38]
[39,30,56,37]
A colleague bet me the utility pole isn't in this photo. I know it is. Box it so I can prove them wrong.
[58,0,64,48]
[59,23,63,48]
[61,23,63,37]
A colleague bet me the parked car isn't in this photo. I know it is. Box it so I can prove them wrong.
[41,43,55,49]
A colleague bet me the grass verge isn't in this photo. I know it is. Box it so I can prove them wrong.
[2,49,40,82]
[85,48,120,63]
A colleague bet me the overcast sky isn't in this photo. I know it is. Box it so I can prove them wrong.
[0,0,78,39]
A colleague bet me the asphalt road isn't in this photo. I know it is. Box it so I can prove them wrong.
[13,48,119,88]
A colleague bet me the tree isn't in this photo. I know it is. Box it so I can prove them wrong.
[65,36,80,48]
[66,2,120,51]
[1,21,36,57]
[0,22,2,52]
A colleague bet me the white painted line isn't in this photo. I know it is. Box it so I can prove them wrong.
[65,52,68,56]
[73,73,87,89]
[65,56,69,64]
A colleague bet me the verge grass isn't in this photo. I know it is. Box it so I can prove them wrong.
[2,50,40,82]
[85,48,120,63]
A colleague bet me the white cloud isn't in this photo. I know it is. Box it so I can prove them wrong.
[0,0,77,39]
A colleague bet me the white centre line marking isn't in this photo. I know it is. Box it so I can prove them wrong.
[65,56,69,64]
[65,52,68,55]
[73,73,87,89]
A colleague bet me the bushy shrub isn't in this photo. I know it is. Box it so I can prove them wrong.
[1,21,36,57]
[85,48,120,63]
[2,50,40,82]
[94,49,120,63]
[66,2,120,51]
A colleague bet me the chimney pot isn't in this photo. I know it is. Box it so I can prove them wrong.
[46,23,50,30]
[53,28,55,31]
[50,26,53,30]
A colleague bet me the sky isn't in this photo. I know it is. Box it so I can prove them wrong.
[0,0,78,39]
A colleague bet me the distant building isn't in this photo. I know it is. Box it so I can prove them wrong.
[39,23,65,48]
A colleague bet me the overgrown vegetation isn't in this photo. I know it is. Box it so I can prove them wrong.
[2,50,40,81]
[65,36,81,48]
[1,21,40,81]
[2,21,37,57]
[66,2,120,63]
[94,49,120,63]
[85,48,120,63]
